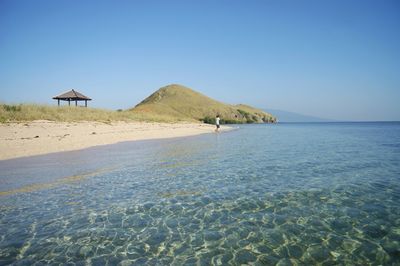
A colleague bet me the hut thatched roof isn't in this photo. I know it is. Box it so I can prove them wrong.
[53,89,92,101]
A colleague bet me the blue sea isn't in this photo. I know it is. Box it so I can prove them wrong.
[1,122,400,265]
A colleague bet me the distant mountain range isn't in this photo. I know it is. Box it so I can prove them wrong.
[131,84,276,124]
[263,109,334,122]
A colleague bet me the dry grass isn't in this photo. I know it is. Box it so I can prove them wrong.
[0,103,184,123]
[0,84,276,124]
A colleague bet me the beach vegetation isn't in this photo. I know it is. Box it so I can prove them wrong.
[0,103,180,123]
[201,116,245,125]
[2,104,22,112]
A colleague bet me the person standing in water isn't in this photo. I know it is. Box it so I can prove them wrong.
[215,115,220,132]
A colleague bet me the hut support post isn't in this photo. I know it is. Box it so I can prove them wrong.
[68,99,70,106]
[75,100,77,107]
[85,100,87,107]
[57,99,60,106]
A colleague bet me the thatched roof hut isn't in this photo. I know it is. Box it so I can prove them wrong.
[53,89,92,107]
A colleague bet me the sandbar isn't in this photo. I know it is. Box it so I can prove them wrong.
[0,120,227,160]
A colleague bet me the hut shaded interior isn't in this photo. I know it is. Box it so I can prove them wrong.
[53,89,92,107]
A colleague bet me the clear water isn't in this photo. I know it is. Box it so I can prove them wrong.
[1,122,400,265]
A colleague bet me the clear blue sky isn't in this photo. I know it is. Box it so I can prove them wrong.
[1,0,399,121]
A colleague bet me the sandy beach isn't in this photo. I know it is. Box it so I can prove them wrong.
[0,120,225,160]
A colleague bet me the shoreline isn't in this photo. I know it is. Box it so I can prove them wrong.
[0,120,228,161]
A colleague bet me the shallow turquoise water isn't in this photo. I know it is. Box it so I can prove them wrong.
[1,122,400,265]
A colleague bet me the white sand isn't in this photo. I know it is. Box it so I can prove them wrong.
[0,120,226,160]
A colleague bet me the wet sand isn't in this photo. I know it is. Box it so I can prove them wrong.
[0,120,225,160]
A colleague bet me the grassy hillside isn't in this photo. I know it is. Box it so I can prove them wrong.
[131,84,276,124]
[0,103,179,123]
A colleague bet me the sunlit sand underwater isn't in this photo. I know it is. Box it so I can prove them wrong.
[1,122,400,265]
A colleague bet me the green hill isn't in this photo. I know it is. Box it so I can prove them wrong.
[131,84,276,124]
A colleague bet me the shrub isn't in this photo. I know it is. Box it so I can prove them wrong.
[237,109,257,123]
[201,116,216,124]
[237,109,248,117]
[221,119,243,124]
[2,104,22,112]
[201,116,246,125]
